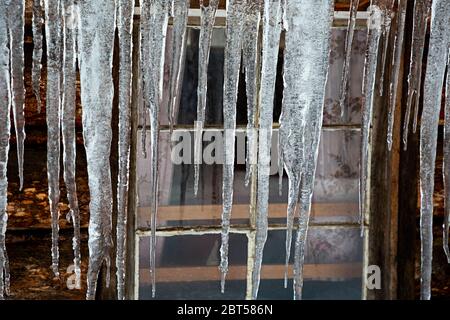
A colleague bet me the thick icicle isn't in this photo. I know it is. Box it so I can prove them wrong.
[8,0,25,191]
[168,0,189,134]
[194,0,218,196]
[78,0,116,299]
[444,50,450,264]
[359,4,383,235]
[0,1,11,299]
[61,0,81,289]
[32,0,44,113]
[339,0,360,118]
[242,3,261,187]
[419,0,450,300]
[140,0,169,298]
[116,0,134,300]
[386,0,407,151]
[45,0,62,278]
[403,0,431,149]
[220,0,253,293]
[251,0,282,299]
[282,0,333,300]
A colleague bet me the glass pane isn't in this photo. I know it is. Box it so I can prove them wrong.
[257,227,363,300]
[270,129,360,224]
[323,28,366,125]
[139,233,248,299]
[137,129,251,228]
[143,27,366,128]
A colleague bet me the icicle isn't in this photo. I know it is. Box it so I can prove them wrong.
[277,133,283,196]
[444,49,450,264]
[194,0,219,196]
[140,0,169,298]
[281,0,333,300]
[242,3,261,187]
[419,0,450,300]
[0,1,11,299]
[8,1,25,191]
[78,0,116,300]
[168,0,189,135]
[251,0,282,300]
[386,0,407,151]
[378,0,395,97]
[220,0,256,293]
[44,0,62,278]
[339,0,360,118]
[359,4,383,235]
[116,0,135,300]
[61,0,81,290]
[403,0,431,149]
[32,0,44,113]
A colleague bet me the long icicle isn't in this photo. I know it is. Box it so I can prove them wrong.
[378,0,395,97]
[32,0,44,113]
[45,0,62,278]
[0,1,11,299]
[251,0,282,300]
[283,0,334,300]
[220,0,251,293]
[386,0,407,151]
[61,0,81,289]
[78,0,116,299]
[8,0,25,191]
[194,0,218,196]
[359,4,383,235]
[168,0,189,135]
[419,0,450,300]
[280,0,306,288]
[116,0,135,300]
[140,0,169,298]
[243,2,261,187]
[444,49,450,264]
[339,0,360,118]
[403,0,431,149]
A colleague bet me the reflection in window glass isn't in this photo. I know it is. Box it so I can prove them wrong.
[139,234,247,299]
[136,25,367,300]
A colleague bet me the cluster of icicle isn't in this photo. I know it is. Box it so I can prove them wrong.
[358,0,450,301]
[0,0,448,301]
[0,0,26,300]
[212,0,336,300]
[0,0,135,300]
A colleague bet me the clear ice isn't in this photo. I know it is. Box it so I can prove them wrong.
[140,0,169,298]
[168,0,189,134]
[403,0,431,149]
[116,0,135,300]
[45,0,62,278]
[360,4,383,235]
[242,2,261,187]
[61,0,81,289]
[0,0,11,299]
[220,0,261,293]
[420,0,450,300]
[281,0,334,300]
[78,0,116,299]
[251,0,282,300]
[339,0,360,117]
[444,50,450,264]
[387,0,407,151]
[32,0,44,113]
[9,0,25,192]
[194,0,218,196]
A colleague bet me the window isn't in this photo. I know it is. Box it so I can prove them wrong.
[132,11,369,300]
